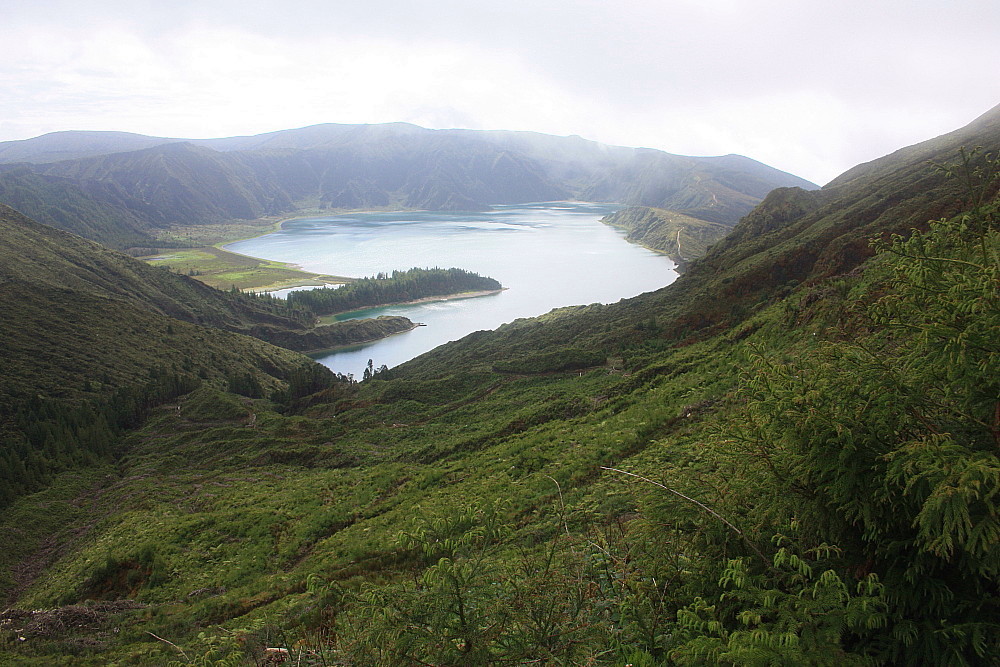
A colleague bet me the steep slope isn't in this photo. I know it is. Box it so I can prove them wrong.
[0,205,335,508]
[0,203,295,328]
[596,152,822,262]
[697,102,1000,286]
[0,204,412,360]
[0,165,156,249]
[399,103,1000,377]
[601,206,733,266]
[39,142,296,227]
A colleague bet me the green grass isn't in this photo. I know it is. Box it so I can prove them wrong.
[4,204,998,663]
[140,246,345,292]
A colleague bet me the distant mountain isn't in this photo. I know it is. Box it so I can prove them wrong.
[0,124,817,248]
[39,142,298,227]
[0,130,169,164]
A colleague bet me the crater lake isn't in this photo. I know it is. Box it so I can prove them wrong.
[226,202,678,378]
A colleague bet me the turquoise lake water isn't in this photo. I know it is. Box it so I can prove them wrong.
[225,202,678,379]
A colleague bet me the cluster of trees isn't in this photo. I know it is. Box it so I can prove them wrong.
[286,267,501,316]
[0,370,199,507]
[0,357,356,508]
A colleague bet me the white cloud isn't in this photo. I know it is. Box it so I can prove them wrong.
[1,0,998,184]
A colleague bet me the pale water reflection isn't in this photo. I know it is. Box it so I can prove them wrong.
[226,202,678,378]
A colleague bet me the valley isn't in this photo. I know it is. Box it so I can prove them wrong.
[0,107,997,665]
[0,124,816,255]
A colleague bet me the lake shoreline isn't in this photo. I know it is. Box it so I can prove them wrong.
[301,320,424,356]
[228,202,676,378]
[297,289,507,355]
[211,209,429,292]
[319,288,507,323]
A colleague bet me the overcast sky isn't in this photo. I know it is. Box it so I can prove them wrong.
[2,0,998,185]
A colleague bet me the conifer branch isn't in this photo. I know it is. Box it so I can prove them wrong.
[146,632,189,661]
[601,466,768,564]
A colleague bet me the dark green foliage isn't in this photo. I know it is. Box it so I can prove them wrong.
[282,362,351,403]
[0,372,199,507]
[78,543,170,600]
[287,267,501,316]
[671,540,887,665]
[0,204,361,509]
[258,315,416,352]
[492,347,606,374]
[672,201,1000,664]
[0,166,156,249]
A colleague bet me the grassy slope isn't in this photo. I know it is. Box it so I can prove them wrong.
[0,330,742,662]
[0,263,873,664]
[140,245,341,292]
[601,205,733,266]
[0,280,307,404]
[0,106,997,664]
[0,205,321,404]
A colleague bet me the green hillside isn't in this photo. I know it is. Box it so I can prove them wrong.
[0,203,421,510]
[0,166,158,249]
[0,205,414,354]
[0,106,997,665]
[601,206,733,267]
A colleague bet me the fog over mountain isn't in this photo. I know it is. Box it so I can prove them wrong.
[0,123,816,249]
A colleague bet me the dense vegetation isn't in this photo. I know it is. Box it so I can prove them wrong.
[288,267,502,316]
[0,165,158,249]
[0,204,421,355]
[0,107,998,665]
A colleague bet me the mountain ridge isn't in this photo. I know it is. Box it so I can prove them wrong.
[0,124,817,250]
[0,204,415,359]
